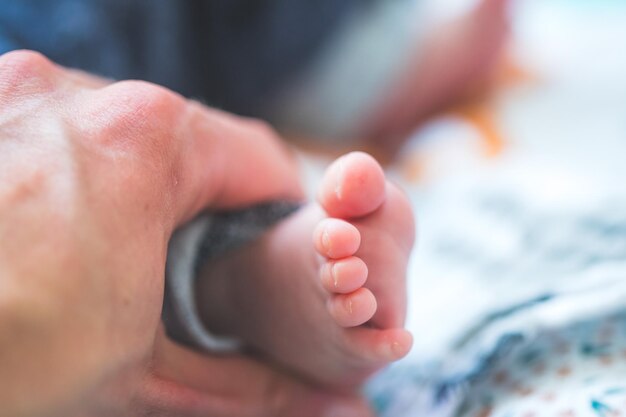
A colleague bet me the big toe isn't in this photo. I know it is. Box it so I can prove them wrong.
[318,152,386,219]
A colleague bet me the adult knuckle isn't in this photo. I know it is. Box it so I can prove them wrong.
[85,80,185,153]
[70,81,186,210]
[0,50,57,96]
[0,50,54,75]
[113,80,182,119]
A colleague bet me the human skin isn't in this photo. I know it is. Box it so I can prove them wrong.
[0,50,373,417]
[197,153,415,390]
[361,0,509,157]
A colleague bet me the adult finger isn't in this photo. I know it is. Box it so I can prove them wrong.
[142,330,375,417]
[77,79,304,229]
[179,103,305,217]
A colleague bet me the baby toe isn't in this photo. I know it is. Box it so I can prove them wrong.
[318,152,386,219]
[320,257,368,294]
[327,288,377,328]
[313,218,360,259]
[346,328,413,363]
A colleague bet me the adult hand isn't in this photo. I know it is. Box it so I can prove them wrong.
[143,327,374,417]
[0,50,372,417]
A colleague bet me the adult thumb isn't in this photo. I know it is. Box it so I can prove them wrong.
[144,329,376,417]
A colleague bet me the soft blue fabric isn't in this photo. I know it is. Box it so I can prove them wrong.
[0,0,364,116]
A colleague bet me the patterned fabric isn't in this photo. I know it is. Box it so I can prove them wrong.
[461,314,626,417]
[369,314,626,417]
[366,166,626,417]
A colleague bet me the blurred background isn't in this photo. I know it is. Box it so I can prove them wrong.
[360,0,626,415]
[399,0,626,322]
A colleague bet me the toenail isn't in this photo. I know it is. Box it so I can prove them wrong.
[384,340,408,360]
[331,263,339,288]
[322,229,331,253]
[346,297,353,314]
[334,158,346,200]
[391,342,402,357]
[335,180,342,200]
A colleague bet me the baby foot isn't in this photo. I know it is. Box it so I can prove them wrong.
[197,152,415,389]
[363,0,510,156]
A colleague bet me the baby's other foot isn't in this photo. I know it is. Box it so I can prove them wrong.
[364,0,510,156]
[197,152,415,389]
